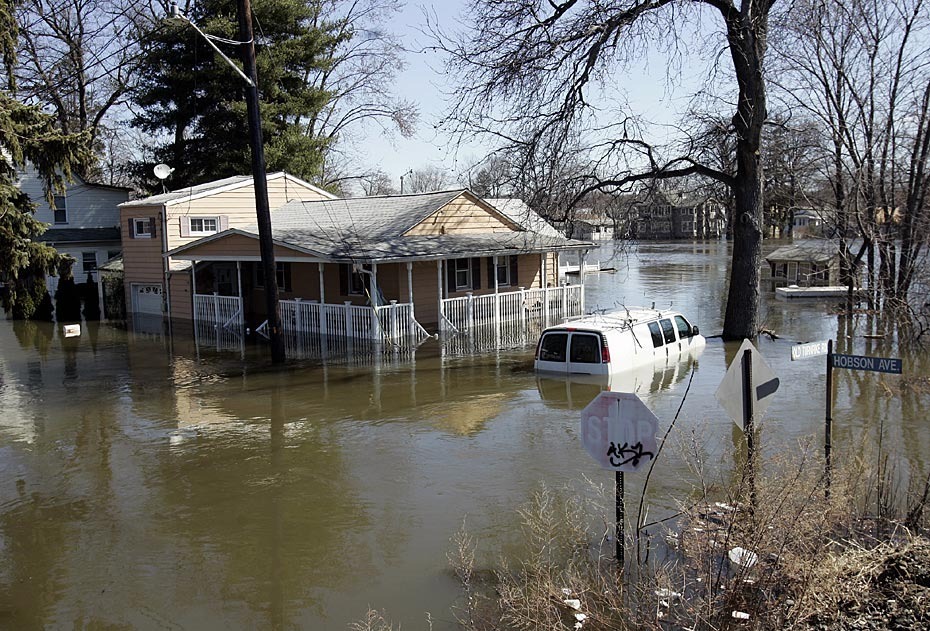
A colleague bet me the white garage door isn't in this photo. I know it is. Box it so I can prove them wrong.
[131,283,163,315]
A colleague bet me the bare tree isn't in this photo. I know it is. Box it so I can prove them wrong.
[358,169,397,196]
[404,166,450,193]
[434,0,779,340]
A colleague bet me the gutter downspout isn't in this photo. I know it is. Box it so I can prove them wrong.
[161,209,172,334]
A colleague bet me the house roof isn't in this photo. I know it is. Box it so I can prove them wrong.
[167,190,591,262]
[766,240,839,264]
[98,254,123,272]
[486,198,563,238]
[37,227,121,244]
[119,172,336,207]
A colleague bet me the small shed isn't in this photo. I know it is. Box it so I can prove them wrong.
[765,240,842,288]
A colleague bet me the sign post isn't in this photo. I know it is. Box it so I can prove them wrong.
[581,392,659,572]
[716,339,779,515]
[825,340,833,497]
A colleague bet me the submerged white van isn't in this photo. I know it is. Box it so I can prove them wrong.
[534,308,706,375]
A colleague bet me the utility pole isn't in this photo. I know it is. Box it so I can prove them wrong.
[236,0,285,363]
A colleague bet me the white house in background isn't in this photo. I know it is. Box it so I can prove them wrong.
[17,165,130,290]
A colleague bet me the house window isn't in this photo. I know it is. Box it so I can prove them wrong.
[53,195,67,223]
[189,217,218,235]
[255,262,292,292]
[349,267,366,295]
[82,252,97,272]
[454,258,472,290]
[133,218,153,238]
[495,256,511,286]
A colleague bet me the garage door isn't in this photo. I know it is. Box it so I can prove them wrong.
[131,283,163,315]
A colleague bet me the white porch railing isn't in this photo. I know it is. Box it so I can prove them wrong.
[441,284,584,333]
[194,293,243,329]
[278,298,428,343]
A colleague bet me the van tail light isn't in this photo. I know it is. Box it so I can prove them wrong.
[601,336,611,363]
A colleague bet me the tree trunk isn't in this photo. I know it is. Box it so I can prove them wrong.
[723,143,763,340]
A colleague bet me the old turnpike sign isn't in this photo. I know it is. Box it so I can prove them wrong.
[581,392,659,473]
[791,340,830,361]
[832,353,902,374]
[715,339,780,428]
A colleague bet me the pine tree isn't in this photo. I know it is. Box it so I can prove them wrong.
[131,0,345,190]
[0,0,91,320]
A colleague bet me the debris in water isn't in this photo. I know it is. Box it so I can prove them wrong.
[728,546,759,569]
[563,599,581,611]
[732,611,750,620]
[654,588,681,600]
[561,588,572,596]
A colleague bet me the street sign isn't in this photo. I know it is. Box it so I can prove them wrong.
[832,353,902,374]
[716,339,779,428]
[791,340,829,361]
[581,392,659,473]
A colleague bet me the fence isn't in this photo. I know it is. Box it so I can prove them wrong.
[194,293,242,329]
[278,299,427,344]
[441,284,584,334]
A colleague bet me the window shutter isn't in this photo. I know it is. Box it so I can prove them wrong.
[510,255,518,286]
[127,218,135,239]
[149,217,157,239]
[180,217,190,238]
[471,258,481,290]
[219,216,229,231]
[446,260,456,293]
[339,263,348,295]
[487,258,495,287]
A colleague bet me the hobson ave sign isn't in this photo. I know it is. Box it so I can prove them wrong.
[832,353,902,374]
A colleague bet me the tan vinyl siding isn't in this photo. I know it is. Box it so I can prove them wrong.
[166,178,330,251]
[169,272,193,320]
[175,233,311,259]
[405,195,516,236]
[120,206,165,315]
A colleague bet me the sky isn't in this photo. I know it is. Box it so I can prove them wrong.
[361,1,713,189]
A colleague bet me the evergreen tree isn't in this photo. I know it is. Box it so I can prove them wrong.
[53,258,81,323]
[131,0,345,190]
[0,0,91,320]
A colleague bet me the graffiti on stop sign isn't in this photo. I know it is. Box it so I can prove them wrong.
[581,392,659,473]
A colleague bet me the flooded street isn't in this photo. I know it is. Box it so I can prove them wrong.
[1,241,927,629]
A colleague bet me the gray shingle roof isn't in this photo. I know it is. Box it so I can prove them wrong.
[766,240,839,263]
[486,198,562,238]
[38,227,120,243]
[121,174,253,207]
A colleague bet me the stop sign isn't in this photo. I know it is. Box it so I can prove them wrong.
[581,392,659,472]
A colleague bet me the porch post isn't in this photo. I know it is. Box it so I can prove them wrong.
[236,260,243,327]
[436,259,443,334]
[493,255,500,330]
[318,262,327,336]
[541,253,549,326]
[370,262,380,341]
[580,249,588,314]
[406,261,415,338]
[191,260,198,322]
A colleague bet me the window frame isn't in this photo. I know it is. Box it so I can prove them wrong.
[188,216,219,236]
[538,332,568,362]
[454,258,472,291]
[495,256,511,287]
[133,218,153,238]
[53,195,67,224]
[81,251,98,273]
[255,262,292,293]
[569,333,601,364]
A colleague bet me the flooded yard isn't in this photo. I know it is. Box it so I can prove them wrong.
[1,241,927,629]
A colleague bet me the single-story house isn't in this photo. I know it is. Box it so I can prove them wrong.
[765,240,845,288]
[165,188,593,343]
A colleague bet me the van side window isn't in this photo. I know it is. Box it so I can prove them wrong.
[570,334,600,363]
[539,333,568,362]
[660,319,677,344]
[674,315,692,339]
[648,322,664,348]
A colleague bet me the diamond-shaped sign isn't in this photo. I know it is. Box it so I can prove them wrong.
[715,339,779,429]
[580,392,659,472]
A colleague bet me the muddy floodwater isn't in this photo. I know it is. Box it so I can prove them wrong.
[1,241,928,629]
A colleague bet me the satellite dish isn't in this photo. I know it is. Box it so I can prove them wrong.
[153,164,174,180]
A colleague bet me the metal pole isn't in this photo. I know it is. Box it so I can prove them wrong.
[825,339,834,498]
[237,0,284,364]
[616,471,624,571]
[742,348,756,514]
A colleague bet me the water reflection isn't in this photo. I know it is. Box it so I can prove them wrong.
[0,241,927,629]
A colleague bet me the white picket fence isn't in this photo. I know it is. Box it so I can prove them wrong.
[441,284,584,333]
[278,299,427,343]
[194,293,243,329]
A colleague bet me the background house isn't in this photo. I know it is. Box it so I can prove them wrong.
[17,165,129,293]
[630,191,726,239]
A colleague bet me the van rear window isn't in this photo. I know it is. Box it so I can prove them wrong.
[660,319,676,344]
[570,334,600,363]
[647,322,663,348]
[539,333,568,362]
